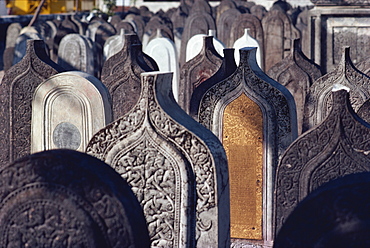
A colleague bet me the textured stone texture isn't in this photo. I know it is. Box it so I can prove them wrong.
[0,40,65,165]
[311,0,370,5]
[179,36,223,114]
[100,34,158,120]
[87,72,230,247]
[303,47,370,132]
[276,89,370,235]
[268,39,322,134]
[31,71,112,153]
[0,149,150,248]
[196,47,297,246]
[275,172,370,248]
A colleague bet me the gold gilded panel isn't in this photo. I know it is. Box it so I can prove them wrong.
[223,93,263,240]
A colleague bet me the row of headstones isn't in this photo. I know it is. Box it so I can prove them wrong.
[4,34,370,246]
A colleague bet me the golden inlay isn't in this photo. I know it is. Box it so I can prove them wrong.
[223,93,263,240]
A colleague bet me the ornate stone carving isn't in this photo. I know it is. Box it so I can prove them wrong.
[268,39,322,134]
[31,71,112,153]
[357,98,370,123]
[196,47,297,245]
[100,34,158,120]
[262,9,300,71]
[86,72,229,247]
[0,40,65,165]
[190,48,237,119]
[356,57,370,77]
[303,47,370,132]
[275,89,370,235]
[0,149,150,248]
[179,36,223,114]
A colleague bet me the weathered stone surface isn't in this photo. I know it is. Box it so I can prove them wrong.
[31,71,112,153]
[86,71,230,247]
[0,149,150,248]
[185,32,225,62]
[179,36,223,114]
[311,0,370,5]
[230,13,264,66]
[275,172,370,248]
[5,23,22,49]
[295,9,310,57]
[180,11,216,66]
[3,47,15,72]
[190,48,237,118]
[144,30,179,101]
[262,9,300,71]
[356,57,370,76]
[250,4,267,20]
[142,15,174,48]
[58,34,95,75]
[276,89,370,235]
[196,47,297,245]
[303,47,370,132]
[13,32,43,65]
[53,16,79,61]
[217,8,241,47]
[0,39,65,166]
[233,28,262,68]
[101,34,158,120]
[103,29,127,61]
[268,39,322,134]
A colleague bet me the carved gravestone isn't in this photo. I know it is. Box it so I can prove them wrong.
[190,48,237,118]
[13,32,43,65]
[53,16,79,61]
[103,29,127,61]
[268,39,322,134]
[58,34,95,75]
[275,172,370,248]
[0,40,65,165]
[303,47,370,132]
[185,32,225,62]
[233,28,262,68]
[31,71,112,153]
[179,36,223,114]
[144,30,180,101]
[180,11,216,66]
[262,9,300,71]
[195,47,297,246]
[101,34,158,120]
[0,149,150,248]
[276,88,370,235]
[86,72,230,247]
[217,8,241,47]
[230,13,264,66]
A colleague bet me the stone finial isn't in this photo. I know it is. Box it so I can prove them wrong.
[276,89,370,235]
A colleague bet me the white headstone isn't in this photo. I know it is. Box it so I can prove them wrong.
[233,28,262,69]
[186,30,225,62]
[31,71,112,153]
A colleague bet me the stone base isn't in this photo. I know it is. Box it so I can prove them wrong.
[231,239,273,248]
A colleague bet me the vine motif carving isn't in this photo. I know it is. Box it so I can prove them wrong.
[275,90,370,234]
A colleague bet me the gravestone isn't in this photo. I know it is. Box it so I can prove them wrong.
[144,30,180,101]
[307,2,370,73]
[196,47,297,246]
[190,0,212,15]
[142,15,174,48]
[5,23,22,49]
[180,11,216,66]
[53,16,79,61]
[71,14,86,35]
[268,39,322,134]
[216,8,241,47]
[86,72,230,247]
[31,71,112,153]
[185,31,225,62]
[103,29,127,61]
[58,34,95,75]
[216,0,237,22]
[190,48,237,118]
[124,14,145,41]
[250,4,267,20]
[114,21,135,35]
[109,14,122,28]
[276,88,370,235]
[95,22,117,48]
[101,34,158,120]
[303,47,370,132]
[0,40,65,165]
[230,13,264,66]
[179,36,223,114]
[13,32,43,65]
[0,149,150,248]
[275,172,370,248]
[45,20,58,61]
[233,28,262,68]
[262,9,300,71]
[170,5,188,56]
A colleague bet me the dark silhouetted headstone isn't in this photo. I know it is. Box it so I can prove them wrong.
[0,149,150,248]
[276,88,370,235]
[0,40,65,165]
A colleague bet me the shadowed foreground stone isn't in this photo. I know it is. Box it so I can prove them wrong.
[0,149,150,248]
